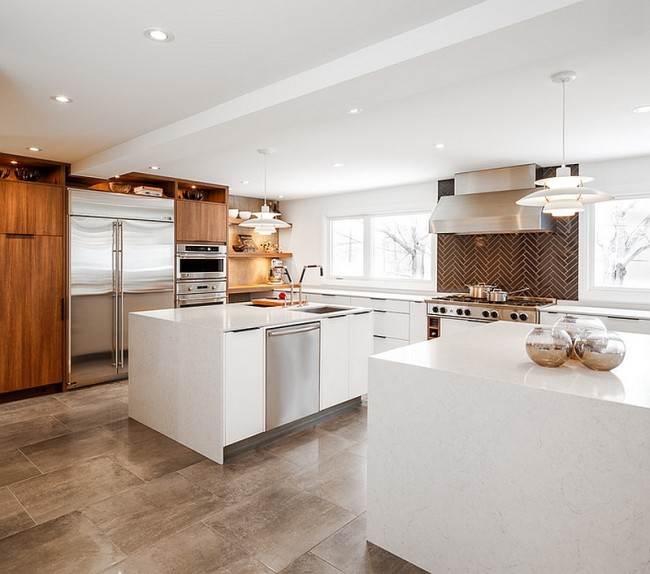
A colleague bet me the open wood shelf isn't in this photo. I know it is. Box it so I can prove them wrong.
[229,252,292,258]
[227,283,293,294]
[229,217,292,227]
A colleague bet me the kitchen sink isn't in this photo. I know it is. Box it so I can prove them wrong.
[292,305,352,314]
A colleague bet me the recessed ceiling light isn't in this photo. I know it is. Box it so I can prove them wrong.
[51,95,73,104]
[10,160,18,165]
[278,195,284,199]
[348,108,363,115]
[149,165,160,170]
[26,146,42,152]
[332,163,344,168]
[434,143,445,149]
[144,28,174,42]
[241,180,250,185]
[633,105,650,114]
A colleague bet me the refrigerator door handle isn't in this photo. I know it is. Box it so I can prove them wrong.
[112,221,119,367]
[118,221,125,369]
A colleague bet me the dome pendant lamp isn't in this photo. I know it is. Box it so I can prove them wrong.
[239,148,290,235]
[516,71,612,217]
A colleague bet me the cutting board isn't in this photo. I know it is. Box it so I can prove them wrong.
[251,298,304,307]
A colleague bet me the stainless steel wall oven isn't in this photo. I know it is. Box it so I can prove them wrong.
[175,243,227,307]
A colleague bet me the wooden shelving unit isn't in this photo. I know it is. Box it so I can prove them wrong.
[229,252,293,259]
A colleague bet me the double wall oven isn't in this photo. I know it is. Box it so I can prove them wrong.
[425,294,555,339]
[176,243,227,307]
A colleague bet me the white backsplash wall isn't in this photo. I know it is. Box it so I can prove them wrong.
[280,181,436,290]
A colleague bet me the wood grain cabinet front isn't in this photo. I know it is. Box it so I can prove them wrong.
[175,200,227,243]
[0,181,64,236]
[0,234,64,393]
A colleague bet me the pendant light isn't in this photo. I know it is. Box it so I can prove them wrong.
[516,71,612,217]
[239,148,290,235]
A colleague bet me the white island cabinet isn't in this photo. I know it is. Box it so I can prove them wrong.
[367,321,650,574]
[129,303,372,464]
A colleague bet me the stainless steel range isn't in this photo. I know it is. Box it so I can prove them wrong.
[425,294,555,339]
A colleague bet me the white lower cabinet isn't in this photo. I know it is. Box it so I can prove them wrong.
[409,301,427,343]
[350,296,411,352]
[224,328,265,445]
[307,293,352,306]
[320,311,373,409]
[540,310,650,334]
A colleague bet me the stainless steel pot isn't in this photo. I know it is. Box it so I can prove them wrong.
[487,287,529,302]
[466,283,494,299]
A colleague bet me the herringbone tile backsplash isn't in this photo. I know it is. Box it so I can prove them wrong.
[436,177,579,300]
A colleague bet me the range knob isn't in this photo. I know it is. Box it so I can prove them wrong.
[188,286,192,291]
[519,313,529,321]
[464,309,471,316]
[431,306,439,313]
[510,312,519,320]
[482,310,490,318]
[456,308,464,316]
[440,307,447,314]
[490,310,499,319]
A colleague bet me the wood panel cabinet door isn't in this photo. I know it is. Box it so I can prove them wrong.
[0,234,64,393]
[175,201,227,243]
[0,181,64,236]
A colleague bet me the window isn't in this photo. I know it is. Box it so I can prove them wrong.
[582,193,650,302]
[329,212,432,281]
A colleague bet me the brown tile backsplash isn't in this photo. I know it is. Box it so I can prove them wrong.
[436,175,579,300]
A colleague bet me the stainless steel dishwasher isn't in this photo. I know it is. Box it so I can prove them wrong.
[266,322,320,430]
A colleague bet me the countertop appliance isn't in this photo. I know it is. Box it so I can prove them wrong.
[175,243,227,307]
[68,189,175,387]
[266,322,320,430]
[268,258,285,284]
[425,294,555,339]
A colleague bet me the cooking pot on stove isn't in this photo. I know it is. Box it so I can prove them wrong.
[486,287,529,302]
[466,283,494,299]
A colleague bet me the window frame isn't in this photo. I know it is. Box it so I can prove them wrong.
[326,209,435,287]
[579,190,650,307]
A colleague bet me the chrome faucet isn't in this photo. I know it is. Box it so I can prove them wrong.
[282,267,294,306]
[298,265,323,306]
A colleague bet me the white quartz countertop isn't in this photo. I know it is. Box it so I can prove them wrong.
[373,321,650,409]
[275,286,432,302]
[132,302,370,332]
[543,302,650,321]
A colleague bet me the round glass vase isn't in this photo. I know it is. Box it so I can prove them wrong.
[574,330,626,371]
[525,326,572,368]
[552,314,607,359]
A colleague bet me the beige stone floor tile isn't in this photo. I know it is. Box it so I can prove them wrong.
[279,552,345,573]
[98,522,274,574]
[205,482,355,572]
[0,415,71,452]
[52,400,129,432]
[179,448,299,503]
[317,406,367,443]
[0,487,34,540]
[312,514,428,574]
[83,472,225,555]
[10,455,143,524]
[0,448,41,487]
[110,432,205,481]
[0,511,125,574]
[102,417,165,445]
[0,395,71,426]
[20,426,126,474]
[54,380,128,409]
[287,451,367,515]
[346,439,367,458]
[260,427,355,468]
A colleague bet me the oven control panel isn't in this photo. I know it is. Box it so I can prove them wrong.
[426,302,537,323]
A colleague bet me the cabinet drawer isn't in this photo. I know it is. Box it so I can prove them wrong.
[308,293,351,305]
[373,336,408,353]
[374,311,410,340]
[349,296,410,313]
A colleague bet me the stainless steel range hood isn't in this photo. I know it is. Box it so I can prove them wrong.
[429,164,555,234]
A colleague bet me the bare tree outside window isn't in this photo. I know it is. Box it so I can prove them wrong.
[594,198,650,288]
[330,218,364,277]
[372,214,431,279]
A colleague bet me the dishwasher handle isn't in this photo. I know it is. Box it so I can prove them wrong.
[267,323,320,337]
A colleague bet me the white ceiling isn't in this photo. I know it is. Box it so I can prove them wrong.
[1,0,649,199]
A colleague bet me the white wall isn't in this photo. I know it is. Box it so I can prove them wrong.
[280,181,437,292]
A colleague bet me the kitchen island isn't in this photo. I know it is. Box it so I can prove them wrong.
[129,302,372,464]
[367,322,650,573]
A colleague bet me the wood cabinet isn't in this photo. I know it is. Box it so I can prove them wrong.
[0,181,64,236]
[176,200,227,243]
[0,234,64,393]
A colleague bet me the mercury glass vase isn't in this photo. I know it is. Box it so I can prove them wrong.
[525,326,572,368]
[552,314,607,358]
[574,330,626,371]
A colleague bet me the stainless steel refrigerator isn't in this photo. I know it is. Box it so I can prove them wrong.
[68,189,174,388]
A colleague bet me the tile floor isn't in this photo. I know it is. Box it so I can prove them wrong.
[0,381,427,573]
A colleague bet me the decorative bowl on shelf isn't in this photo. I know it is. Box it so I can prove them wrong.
[525,326,572,368]
[228,208,239,218]
[0,167,10,179]
[574,330,626,371]
[108,181,132,193]
[238,210,251,220]
[552,314,606,358]
[14,167,41,182]
[182,188,204,200]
